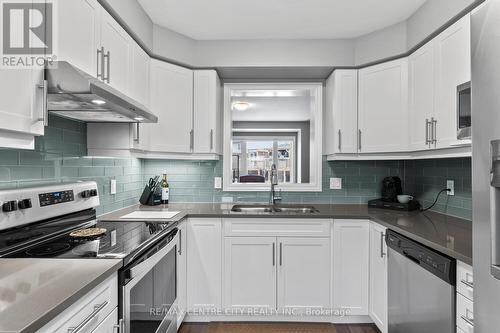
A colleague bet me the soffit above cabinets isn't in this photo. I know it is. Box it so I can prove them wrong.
[138,0,427,40]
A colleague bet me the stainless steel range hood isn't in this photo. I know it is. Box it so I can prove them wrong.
[45,61,157,123]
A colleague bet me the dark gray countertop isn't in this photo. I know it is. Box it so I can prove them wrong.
[99,203,472,265]
[0,258,122,333]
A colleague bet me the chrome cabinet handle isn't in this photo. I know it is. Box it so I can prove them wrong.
[272,243,275,266]
[96,48,102,79]
[67,301,109,333]
[178,229,182,255]
[380,233,386,258]
[210,129,214,151]
[432,118,437,145]
[461,279,474,289]
[103,50,110,83]
[425,118,429,145]
[190,129,194,151]
[358,129,362,151]
[133,123,140,143]
[113,319,123,333]
[279,242,283,266]
[37,80,48,126]
[461,315,474,327]
[338,130,342,151]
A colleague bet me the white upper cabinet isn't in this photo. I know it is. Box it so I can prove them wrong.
[332,219,369,315]
[56,0,101,76]
[99,9,132,94]
[223,237,277,310]
[358,58,409,153]
[325,70,359,155]
[277,237,331,311]
[193,70,222,154]
[369,222,388,333]
[148,60,194,153]
[130,43,150,108]
[409,40,436,151]
[434,15,471,149]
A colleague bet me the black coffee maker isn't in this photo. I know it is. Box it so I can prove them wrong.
[381,176,402,202]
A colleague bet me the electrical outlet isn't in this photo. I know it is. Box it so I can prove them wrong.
[214,177,222,189]
[330,177,342,190]
[110,179,117,195]
[446,180,455,196]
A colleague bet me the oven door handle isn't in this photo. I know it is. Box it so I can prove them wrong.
[128,232,178,280]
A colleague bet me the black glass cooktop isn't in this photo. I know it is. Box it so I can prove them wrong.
[1,210,176,266]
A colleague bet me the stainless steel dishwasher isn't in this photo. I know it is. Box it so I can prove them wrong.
[386,230,456,333]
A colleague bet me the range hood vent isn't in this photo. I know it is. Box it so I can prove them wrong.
[45,61,157,123]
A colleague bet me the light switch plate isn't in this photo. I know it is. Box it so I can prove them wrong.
[330,177,342,190]
[214,177,222,189]
[110,179,117,195]
[446,180,454,196]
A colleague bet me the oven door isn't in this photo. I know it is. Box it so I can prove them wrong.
[122,229,178,333]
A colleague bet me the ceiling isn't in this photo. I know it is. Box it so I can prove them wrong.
[231,95,311,122]
[138,0,427,40]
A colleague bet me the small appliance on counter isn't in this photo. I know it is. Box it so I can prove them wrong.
[368,176,421,211]
[139,176,162,206]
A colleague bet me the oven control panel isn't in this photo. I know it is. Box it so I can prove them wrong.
[39,190,75,207]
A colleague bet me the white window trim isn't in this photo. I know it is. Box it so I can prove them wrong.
[223,82,323,192]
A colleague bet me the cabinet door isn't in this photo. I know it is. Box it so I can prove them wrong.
[358,58,409,153]
[187,218,222,310]
[333,219,369,315]
[277,237,331,311]
[223,237,277,310]
[369,223,388,333]
[326,70,359,154]
[56,0,101,76]
[409,41,435,151]
[193,70,221,154]
[100,8,131,93]
[92,307,118,333]
[148,60,193,153]
[130,43,150,108]
[176,222,187,327]
[434,15,471,148]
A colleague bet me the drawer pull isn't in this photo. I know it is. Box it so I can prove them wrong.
[67,300,109,333]
[461,315,474,327]
[461,279,474,289]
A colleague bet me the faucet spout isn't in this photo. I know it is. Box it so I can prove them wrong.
[269,164,282,205]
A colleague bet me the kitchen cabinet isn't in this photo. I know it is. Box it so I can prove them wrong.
[332,219,369,315]
[187,218,222,311]
[434,15,471,149]
[223,237,277,310]
[325,69,359,155]
[91,308,118,333]
[177,222,187,327]
[358,58,409,153]
[193,70,222,154]
[369,222,388,333]
[277,237,331,310]
[148,60,194,154]
[130,43,151,108]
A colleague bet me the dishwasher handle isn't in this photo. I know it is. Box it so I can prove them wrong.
[403,251,421,265]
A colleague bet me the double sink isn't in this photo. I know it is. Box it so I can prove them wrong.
[231,204,319,214]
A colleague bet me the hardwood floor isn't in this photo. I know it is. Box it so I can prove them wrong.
[179,322,380,333]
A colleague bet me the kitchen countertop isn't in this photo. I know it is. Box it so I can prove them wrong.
[99,203,473,265]
[0,258,122,333]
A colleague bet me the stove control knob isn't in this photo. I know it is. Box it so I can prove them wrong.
[2,200,18,212]
[80,190,91,198]
[90,189,98,197]
[18,199,32,210]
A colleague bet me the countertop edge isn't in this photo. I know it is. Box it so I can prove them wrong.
[20,260,123,333]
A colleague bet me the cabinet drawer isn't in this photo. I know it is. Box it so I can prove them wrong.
[39,274,118,333]
[223,218,331,237]
[457,293,474,333]
[457,261,473,301]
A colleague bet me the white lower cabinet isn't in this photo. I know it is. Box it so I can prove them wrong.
[177,222,188,327]
[332,219,370,315]
[187,218,222,311]
[369,222,388,333]
[223,237,277,310]
[92,308,118,333]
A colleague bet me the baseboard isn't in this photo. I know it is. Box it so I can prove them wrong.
[184,314,373,324]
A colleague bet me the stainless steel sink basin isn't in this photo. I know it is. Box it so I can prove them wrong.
[230,204,319,214]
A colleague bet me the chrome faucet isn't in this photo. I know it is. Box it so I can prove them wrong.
[269,164,282,205]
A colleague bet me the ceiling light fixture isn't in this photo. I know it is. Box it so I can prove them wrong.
[232,101,250,111]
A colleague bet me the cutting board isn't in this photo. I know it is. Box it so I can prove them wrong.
[119,211,180,220]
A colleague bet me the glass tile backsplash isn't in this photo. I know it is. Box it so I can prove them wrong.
[0,117,472,220]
